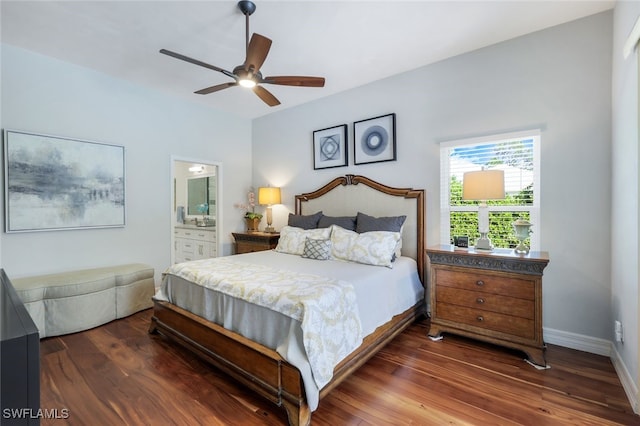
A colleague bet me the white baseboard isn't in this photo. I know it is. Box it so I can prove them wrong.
[544,327,639,414]
[611,345,640,414]
[544,326,611,356]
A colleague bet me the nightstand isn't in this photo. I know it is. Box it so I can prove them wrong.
[232,232,280,254]
[426,245,550,367]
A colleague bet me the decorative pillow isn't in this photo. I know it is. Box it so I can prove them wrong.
[275,226,332,255]
[317,215,357,231]
[355,212,406,259]
[301,238,332,260]
[287,211,323,230]
[355,212,406,233]
[330,225,401,268]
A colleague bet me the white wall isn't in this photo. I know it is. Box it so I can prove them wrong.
[612,0,640,408]
[0,45,253,280]
[253,12,613,340]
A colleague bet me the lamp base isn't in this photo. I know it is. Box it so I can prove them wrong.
[475,234,493,251]
[264,226,276,233]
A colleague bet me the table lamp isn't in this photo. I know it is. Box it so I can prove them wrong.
[258,187,281,233]
[462,170,505,250]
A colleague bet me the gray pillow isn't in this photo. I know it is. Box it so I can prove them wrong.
[355,212,406,233]
[317,215,357,231]
[288,211,323,230]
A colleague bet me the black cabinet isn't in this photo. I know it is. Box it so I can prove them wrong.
[1,269,40,425]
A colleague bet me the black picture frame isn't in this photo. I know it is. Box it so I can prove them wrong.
[312,124,348,170]
[353,113,396,165]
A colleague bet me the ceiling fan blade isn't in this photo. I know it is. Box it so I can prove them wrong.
[195,82,237,95]
[243,33,272,72]
[262,76,325,87]
[160,49,235,78]
[253,85,280,107]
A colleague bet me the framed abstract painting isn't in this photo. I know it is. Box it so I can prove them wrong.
[353,113,396,165]
[3,129,126,232]
[312,124,348,170]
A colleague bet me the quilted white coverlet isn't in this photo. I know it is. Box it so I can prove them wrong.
[156,251,423,410]
[165,257,364,390]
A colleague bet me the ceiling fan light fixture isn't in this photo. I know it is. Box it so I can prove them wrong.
[234,66,258,88]
[239,78,257,88]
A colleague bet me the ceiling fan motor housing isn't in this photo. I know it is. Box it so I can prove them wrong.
[238,1,256,16]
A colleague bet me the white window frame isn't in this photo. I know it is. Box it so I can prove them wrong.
[440,130,541,251]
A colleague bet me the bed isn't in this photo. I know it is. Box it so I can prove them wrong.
[149,174,426,425]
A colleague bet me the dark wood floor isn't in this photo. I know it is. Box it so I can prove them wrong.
[39,309,639,425]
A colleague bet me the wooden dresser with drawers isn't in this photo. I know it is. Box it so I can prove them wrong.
[426,245,550,367]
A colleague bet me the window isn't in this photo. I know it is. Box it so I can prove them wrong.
[440,130,540,250]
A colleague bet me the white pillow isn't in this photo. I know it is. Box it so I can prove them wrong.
[330,225,401,268]
[275,226,332,255]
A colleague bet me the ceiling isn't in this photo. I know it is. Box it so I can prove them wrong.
[1,1,615,119]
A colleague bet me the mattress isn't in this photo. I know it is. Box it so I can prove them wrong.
[154,250,423,410]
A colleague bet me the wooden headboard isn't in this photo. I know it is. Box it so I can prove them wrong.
[295,175,425,283]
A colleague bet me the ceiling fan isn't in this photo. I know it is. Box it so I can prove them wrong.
[160,0,325,107]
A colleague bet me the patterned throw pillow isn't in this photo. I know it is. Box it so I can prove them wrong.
[275,226,332,255]
[355,212,406,260]
[330,225,401,268]
[301,238,332,260]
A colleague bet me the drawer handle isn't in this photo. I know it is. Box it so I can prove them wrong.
[476,316,484,322]
[476,298,485,304]
[476,280,484,287]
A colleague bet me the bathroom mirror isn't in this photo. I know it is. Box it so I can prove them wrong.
[187,175,216,216]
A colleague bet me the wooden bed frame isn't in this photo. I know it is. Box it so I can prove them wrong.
[149,175,425,425]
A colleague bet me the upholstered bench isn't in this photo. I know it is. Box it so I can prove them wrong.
[12,263,154,338]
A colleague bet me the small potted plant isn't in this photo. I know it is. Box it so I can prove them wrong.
[235,188,263,232]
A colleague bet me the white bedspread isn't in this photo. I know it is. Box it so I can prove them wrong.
[155,250,423,410]
[164,257,363,390]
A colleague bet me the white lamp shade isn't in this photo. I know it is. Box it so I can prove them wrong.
[258,187,281,205]
[462,170,505,201]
